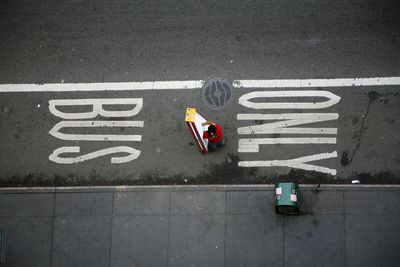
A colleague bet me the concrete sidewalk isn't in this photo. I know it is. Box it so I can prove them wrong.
[0,185,399,267]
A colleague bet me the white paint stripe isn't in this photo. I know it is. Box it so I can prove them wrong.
[49,98,143,119]
[239,138,337,145]
[238,90,341,109]
[237,113,339,120]
[238,145,260,153]
[238,138,337,153]
[238,151,338,175]
[238,127,337,135]
[0,80,205,92]
[0,77,399,92]
[49,146,140,164]
[49,121,144,141]
[237,113,338,135]
[234,79,301,88]
[235,77,400,88]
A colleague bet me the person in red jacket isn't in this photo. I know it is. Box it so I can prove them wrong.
[202,120,226,151]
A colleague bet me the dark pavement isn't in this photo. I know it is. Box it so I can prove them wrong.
[1,0,399,82]
[1,85,399,186]
[0,185,399,266]
[1,0,400,185]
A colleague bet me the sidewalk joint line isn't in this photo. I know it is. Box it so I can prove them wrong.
[343,190,348,267]
[49,188,56,266]
[223,191,227,267]
[166,191,172,267]
[108,192,115,267]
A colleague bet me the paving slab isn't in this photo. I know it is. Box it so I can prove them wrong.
[345,214,400,267]
[227,191,274,215]
[344,191,400,214]
[110,215,168,267]
[284,215,345,267]
[226,214,283,266]
[168,215,224,267]
[52,216,112,267]
[0,217,52,267]
[170,191,225,215]
[113,191,169,215]
[55,192,113,216]
[0,193,54,216]
[300,190,344,215]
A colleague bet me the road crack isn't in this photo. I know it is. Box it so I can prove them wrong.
[346,91,382,165]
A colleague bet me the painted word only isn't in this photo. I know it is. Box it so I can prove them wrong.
[237,90,340,175]
[48,98,143,164]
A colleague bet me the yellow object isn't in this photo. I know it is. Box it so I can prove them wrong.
[185,108,196,122]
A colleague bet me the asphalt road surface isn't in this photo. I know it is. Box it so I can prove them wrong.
[1,0,399,186]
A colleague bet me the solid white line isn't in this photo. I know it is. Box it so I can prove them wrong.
[0,77,399,92]
[0,80,205,92]
[235,77,400,88]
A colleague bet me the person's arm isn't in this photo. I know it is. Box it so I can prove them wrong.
[202,120,216,126]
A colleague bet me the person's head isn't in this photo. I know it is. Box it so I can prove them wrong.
[207,125,216,136]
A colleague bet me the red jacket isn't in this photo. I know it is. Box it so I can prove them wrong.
[203,124,222,143]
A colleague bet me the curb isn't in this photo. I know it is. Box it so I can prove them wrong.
[1,184,400,194]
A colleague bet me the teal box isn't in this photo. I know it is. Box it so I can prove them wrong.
[274,183,299,215]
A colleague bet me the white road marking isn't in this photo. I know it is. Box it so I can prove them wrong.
[49,146,141,164]
[49,98,143,119]
[235,77,400,88]
[238,90,341,109]
[238,127,337,135]
[0,76,399,92]
[237,113,338,135]
[49,120,144,141]
[0,81,205,92]
[48,98,144,164]
[238,151,338,175]
[2,77,398,171]
[237,113,339,120]
[238,138,337,153]
[237,90,341,175]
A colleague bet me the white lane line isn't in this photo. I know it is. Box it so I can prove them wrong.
[0,80,205,92]
[0,77,399,92]
[234,76,400,88]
